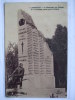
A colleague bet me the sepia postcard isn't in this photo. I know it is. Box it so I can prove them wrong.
[5,2,67,98]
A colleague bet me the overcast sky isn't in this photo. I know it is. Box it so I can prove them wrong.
[5,2,67,49]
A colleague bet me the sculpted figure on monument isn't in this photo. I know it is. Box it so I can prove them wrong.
[17,63,24,88]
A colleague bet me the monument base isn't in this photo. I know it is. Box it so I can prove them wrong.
[20,74,56,97]
[17,86,66,97]
[22,74,55,88]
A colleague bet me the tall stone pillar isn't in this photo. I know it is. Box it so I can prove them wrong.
[18,9,55,97]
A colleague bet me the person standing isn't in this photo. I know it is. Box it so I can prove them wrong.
[18,63,24,89]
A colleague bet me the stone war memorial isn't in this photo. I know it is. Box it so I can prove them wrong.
[18,9,55,97]
[5,3,67,97]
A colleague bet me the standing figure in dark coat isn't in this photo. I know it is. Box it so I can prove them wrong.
[8,63,24,89]
[18,63,24,88]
